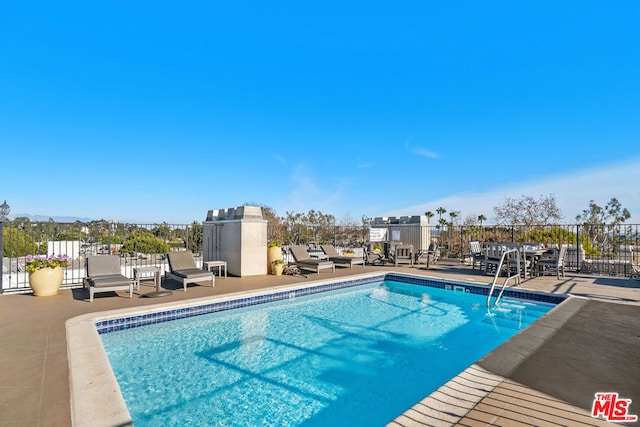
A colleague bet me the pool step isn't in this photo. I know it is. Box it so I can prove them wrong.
[483,302,546,330]
[500,298,553,313]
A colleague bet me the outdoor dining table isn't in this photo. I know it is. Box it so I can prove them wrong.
[521,247,553,277]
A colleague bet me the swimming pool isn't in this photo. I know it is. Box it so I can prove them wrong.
[90,273,562,426]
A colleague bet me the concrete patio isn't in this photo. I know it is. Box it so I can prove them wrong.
[1,261,639,426]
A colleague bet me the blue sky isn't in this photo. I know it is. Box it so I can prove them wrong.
[1,1,639,224]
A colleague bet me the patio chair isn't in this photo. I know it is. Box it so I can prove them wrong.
[365,245,386,265]
[484,243,508,275]
[83,255,134,302]
[506,248,530,281]
[465,241,485,271]
[389,244,414,267]
[320,245,365,269]
[166,250,215,291]
[289,245,335,274]
[537,244,568,279]
[415,243,439,268]
[618,245,640,277]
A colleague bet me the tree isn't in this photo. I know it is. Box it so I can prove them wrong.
[493,194,562,226]
[2,227,40,257]
[477,214,487,227]
[448,211,460,225]
[186,221,203,254]
[11,217,33,233]
[120,230,169,254]
[576,198,631,253]
[257,204,280,229]
[436,207,446,223]
[424,211,434,225]
[575,198,631,225]
[282,210,336,245]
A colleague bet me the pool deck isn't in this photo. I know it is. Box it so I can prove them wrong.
[1,261,639,426]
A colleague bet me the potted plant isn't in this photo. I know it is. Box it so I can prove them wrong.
[271,258,285,276]
[267,240,283,274]
[25,254,70,296]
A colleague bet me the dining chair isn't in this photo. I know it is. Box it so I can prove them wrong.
[537,244,568,279]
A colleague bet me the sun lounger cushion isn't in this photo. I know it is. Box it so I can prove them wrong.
[296,259,335,273]
[88,274,132,288]
[171,268,213,279]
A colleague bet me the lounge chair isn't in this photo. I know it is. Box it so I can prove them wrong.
[83,255,134,302]
[289,245,335,274]
[166,250,215,291]
[320,245,365,269]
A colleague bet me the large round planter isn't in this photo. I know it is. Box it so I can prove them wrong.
[29,266,64,297]
[267,246,282,274]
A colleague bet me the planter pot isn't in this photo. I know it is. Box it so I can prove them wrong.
[271,263,285,276]
[29,266,64,297]
[267,246,282,274]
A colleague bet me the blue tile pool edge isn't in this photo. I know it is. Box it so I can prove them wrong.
[95,272,567,334]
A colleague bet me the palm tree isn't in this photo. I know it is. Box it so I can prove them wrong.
[424,211,434,225]
[436,207,446,225]
[449,211,459,225]
[477,214,487,242]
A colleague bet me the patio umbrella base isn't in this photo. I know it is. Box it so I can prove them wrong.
[142,290,173,298]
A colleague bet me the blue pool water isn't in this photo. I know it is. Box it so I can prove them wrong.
[100,279,554,426]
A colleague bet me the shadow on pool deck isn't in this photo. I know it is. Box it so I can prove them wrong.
[1,261,639,426]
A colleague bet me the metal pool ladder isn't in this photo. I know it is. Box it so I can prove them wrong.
[486,248,521,308]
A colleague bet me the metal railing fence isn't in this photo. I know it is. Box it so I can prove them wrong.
[2,220,639,292]
[1,220,200,292]
[269,222,640,276]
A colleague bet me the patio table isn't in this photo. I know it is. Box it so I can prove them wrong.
[522,248,549,277]
[135,266,173,298]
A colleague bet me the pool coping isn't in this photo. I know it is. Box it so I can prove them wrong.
[66,271,573,427]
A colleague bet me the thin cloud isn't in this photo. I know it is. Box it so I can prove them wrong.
[405,140,438,159]
[388,159,640,222]
[283,164,320,212]
[412,147,438,159]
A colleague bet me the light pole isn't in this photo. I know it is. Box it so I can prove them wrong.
[0,200,8,291]
[0,200,9,221]
[108,221,116,255]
